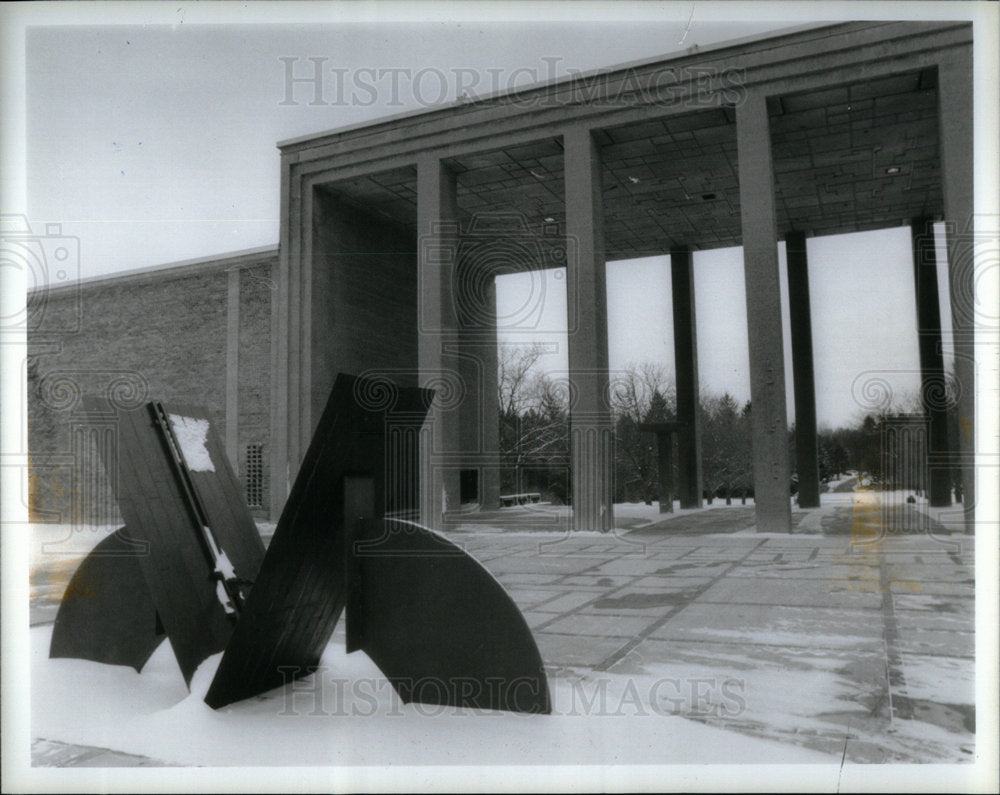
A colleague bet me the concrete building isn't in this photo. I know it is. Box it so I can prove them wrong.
[28,22,975,533]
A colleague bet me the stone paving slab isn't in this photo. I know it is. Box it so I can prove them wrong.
[894,609,975,633]
[557,573,636,587]
[895,629,975,658]
[538,613,656,639]
[890,580,975,597]
[647,603,885,650]
[532,632,627,667]
[694,576,886,609]
[528,590,606,613]
[727,562,866,579]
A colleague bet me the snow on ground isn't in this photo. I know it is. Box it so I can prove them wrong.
[451,499,758,535]
[30,624,832,766]
[30,523,119,568]
[612,499,755,526]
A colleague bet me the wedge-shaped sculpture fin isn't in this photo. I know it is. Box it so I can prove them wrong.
[203,374,420,709]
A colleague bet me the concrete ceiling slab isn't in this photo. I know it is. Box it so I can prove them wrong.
[315,66,942,260]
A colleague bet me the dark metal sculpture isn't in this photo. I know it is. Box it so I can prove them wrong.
[51,374,551,715]
[49,528,165,672]
[346,516,550,714]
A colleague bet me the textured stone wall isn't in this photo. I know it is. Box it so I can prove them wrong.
[27,250,277,523]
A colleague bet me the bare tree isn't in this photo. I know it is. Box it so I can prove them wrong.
[497,343,569,500]
[497,342,548,417]
[609,361,674,423]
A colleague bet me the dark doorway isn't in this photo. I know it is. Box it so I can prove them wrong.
[460,468,479,505]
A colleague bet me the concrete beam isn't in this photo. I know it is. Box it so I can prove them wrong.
[670,247,703,509]
[736,90,793,533]
[417,154,463,527]
[785,231,820,509]
[564,127,614,532]
[937,50,975,530]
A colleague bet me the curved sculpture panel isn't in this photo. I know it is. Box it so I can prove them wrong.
[49,528,165,672]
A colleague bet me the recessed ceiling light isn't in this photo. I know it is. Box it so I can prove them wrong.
[885,166,901,175]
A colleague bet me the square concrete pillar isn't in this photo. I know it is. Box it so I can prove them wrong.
[736,90,793,533]
[456,273,501,510]
[417,154,463,528]
[785,231,820,509]
[937,51,975,530]
[639,423,678,514]
[911,217,953,508]
[563,127,614,532]
[670,247,703,509]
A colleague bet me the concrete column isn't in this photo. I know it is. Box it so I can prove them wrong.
[911,217,953,507]
[785,231,820,509]
[736,90,792,533]
[656,431,674,513]
[563,126,614,532]
[270,159,294,521]
[456,273,501,509]
[670,247,703,509]
[937,51,975,530]
[417,154,462,528]
[479,275,501,509]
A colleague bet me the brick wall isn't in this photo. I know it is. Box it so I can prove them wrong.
[27,248,277,523]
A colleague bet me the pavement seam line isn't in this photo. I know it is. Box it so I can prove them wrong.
[879,547,914,721]
[591,537,772,672]
[529,538,743,634]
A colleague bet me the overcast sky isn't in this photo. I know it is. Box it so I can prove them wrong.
[12,4,971,429]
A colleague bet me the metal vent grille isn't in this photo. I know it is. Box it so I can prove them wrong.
[244,443,264,509]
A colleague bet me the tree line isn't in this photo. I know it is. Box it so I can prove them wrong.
[498,344,950,505]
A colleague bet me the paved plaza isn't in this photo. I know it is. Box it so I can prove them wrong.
[29,490,976,766]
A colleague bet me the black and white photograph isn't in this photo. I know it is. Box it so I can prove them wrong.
[2,1,998,791]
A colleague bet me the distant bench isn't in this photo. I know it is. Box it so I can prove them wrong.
[499,492,541,507]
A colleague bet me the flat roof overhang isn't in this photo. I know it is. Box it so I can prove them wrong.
[279,21,969,258]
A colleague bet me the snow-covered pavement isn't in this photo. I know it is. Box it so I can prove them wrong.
[22,494,982,781]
